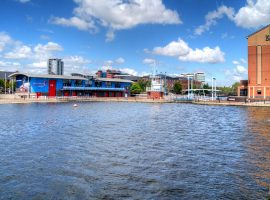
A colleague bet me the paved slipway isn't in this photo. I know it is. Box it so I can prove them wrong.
[1,95,270,106]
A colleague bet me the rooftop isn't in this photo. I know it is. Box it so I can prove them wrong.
[9,72,88,80]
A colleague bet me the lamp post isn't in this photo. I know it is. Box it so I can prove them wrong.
[214,78,216,99]
[28,75,30,99]
[4,73,6,95]
[164,72,167,96]
[187,76,190,99]
[211,77,214,101]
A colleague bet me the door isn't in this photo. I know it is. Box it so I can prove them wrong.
[48,80,56,97]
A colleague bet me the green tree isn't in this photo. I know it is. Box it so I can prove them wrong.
[172,82,182,94]
[202,83,210,89]
[130,83,142,94]
[231,82,240,95]
[0,79,4,88]
[137,80,151,92]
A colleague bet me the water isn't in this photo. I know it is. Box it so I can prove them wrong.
[0,102,269,199]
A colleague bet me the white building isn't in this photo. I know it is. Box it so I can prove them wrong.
[48,58,64,75]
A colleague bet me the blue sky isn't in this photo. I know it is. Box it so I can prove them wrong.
[0,0,269,86]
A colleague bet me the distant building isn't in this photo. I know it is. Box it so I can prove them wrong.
[0,71,15,80]
[96,69,122,78]
[194,72,205,84]
[180,72,205,85]
[48,58,64,75]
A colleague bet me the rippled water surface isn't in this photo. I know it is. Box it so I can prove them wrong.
[0,102,270,199]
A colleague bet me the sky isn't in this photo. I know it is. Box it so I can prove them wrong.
[0,0,270,86]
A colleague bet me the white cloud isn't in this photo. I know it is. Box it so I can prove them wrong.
[30,61,47,68]
[40,35,50,40]
[0,60,21,71]
[195,0,270,35]
[151,38,225,63]
[0,32,14,52]
[143,58,156,65]
[51,16,96,31]
[34,42,63,53]
[119,68,138,76]
[234,0,270,28]
[152,38,189,57]
[18,0,31,3]
[33,42,63,61]
[103,60,114,67]
[115,57,125,64]
[0,33,66,73]
[178,47,225,63]
[4,45,32,59]
[63,55,91,74]
[195,5,234,35]
[51,0,181,41]
[232,60,240,65]
[240,58,247,64]
[235,65,247,74]
[232,75,243,82]
[224,60,248,83]
[100,57,125,67]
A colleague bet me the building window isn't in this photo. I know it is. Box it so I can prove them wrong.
[105,82,112,88]
[74,80,82,87]
[95,81,101,87]
[257,89,262,95]
[63,79,72,86]
[115,82,121,88]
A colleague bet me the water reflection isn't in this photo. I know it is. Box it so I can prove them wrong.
[0,103,269,199]
[245,107,270,192]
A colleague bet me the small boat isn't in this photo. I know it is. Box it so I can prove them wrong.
[73,104,78,107]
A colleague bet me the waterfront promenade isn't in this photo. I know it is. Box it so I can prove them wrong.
[1,94,270,107]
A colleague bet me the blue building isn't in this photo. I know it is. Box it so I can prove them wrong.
[9,72,132,98]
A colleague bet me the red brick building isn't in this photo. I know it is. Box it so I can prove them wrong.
[247,24,270,99]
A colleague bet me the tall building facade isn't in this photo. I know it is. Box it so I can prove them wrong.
[247,25,270,99]
[48,58,64,75]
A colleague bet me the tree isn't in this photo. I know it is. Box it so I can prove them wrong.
[172,82,182,94]
[130,83,142,94]
[231,82,240,95]
[202,83,210,89]
[137,80,151,92]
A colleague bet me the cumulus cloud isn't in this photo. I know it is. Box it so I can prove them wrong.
[0,32,14,52]
[151,38,225,63]
[178,47,225,63]
[115,57,125,64]
[63,55,91,74]
[234,0,270,28]
[51,16,96,31]
[232,60,240,65]
[0,60,21,71]
[4,45,32,59]
[224,59,247,83]
[0,33,68,73]
[51,0,181,41]
[195,0,270,35]
[235,65,247,74]
[143,58,156,65]
[152,38,189,57]
[195,5,234,35]
[119,68,138,76]
[101,57,125,67]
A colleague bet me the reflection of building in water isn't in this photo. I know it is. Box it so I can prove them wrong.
[244,108,270,190]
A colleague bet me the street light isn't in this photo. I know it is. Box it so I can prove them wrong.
[211,77,216,101]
